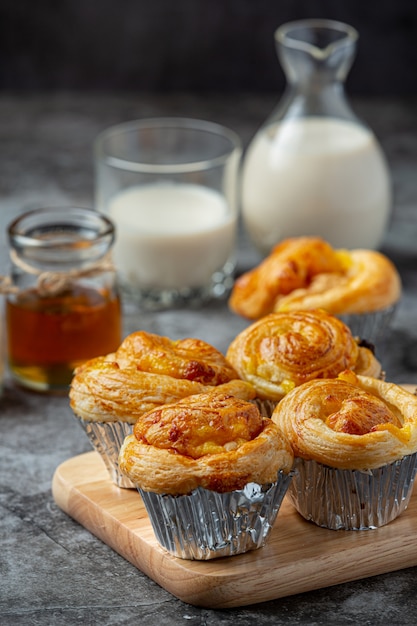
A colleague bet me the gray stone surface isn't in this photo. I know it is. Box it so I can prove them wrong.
[1,93,417,625]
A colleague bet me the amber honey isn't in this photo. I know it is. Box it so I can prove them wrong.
[6,284,121,391]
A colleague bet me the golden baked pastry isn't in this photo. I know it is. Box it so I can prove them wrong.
[115,331,238,384]
[70,331,255,424]
[271,370,417,470]
[226,309,382,401]
[229,236,401,320]
[119,391,294,494]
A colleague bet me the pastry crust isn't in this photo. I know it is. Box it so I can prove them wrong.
[119,391,294,494]
[226,309,382,401]
[70,331,255,424]
[115,331,238,385]
[229,236,401,320]
[271,371,417,470]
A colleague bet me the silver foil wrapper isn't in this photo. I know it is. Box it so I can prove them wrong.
[139,470,294,560]
[75,418,135,489]
[288,453,417,530]
[338,305,397,343]
[251,398,278,418]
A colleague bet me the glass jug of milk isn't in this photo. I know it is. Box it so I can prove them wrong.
[241,19,392,256]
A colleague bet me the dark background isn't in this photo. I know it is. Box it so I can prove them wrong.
[1,0,417,96]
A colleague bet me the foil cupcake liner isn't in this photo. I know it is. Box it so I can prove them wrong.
[288,453,417,530]
[338,305,397,343]
[251,398,278,418]
[75,418,135,489]
[139,470,294,560]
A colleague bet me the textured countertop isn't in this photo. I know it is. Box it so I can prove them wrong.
[1,93,417,625]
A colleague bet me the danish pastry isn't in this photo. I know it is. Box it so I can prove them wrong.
[271,372,417,529]
[70,330,255,424]
[271,371,417,470]
[69,330,255,488]
[114,331,238,385]
[118,390,295,559]
[226,309,382,402]
[119,390,294,494]
[229,236,401,320]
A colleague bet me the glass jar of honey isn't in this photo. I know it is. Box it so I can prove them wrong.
[5,207,122,392]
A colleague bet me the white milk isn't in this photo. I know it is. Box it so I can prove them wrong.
[108,183,235,289]
[241,117,391,254]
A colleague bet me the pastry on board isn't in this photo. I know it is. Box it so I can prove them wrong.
[271,370,417,530]
[226,309,382,404]
[120,390,293,494]
[119,390,294,560]
[229,236,401,341]
[69,330,255,488]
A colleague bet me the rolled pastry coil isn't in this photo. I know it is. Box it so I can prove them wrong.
[271,373,417,470]
[229,236,401,321]
[70,330,255,424]
[119,390,295,559]
[272,373,417,529]
[226,309,382,402]
[119,392,294,495]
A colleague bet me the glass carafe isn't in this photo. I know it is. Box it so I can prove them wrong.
[241,19,392,256]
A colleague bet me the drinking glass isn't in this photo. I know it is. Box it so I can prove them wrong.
[94,117,242,309]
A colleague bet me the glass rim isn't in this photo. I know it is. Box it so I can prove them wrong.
[275,18,359,54]
[8,206,115,249]
[94,116,242,174]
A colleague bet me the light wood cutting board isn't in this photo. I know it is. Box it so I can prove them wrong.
[53,443,417,609]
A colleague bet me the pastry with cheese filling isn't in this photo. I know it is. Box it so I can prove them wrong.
[119,391,294,559]
[229,236,401,341]
[271,371,417,529]
[226,309,382,409]
[70,330,255,488]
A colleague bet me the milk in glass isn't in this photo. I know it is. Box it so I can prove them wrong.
[108,183,236,289]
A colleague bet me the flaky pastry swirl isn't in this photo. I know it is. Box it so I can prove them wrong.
[271,371,417,470]
[229,236,401,320]
[114,331,238,384]
[70,331,255,424]
[119,391,294,494]
[226,310,382,401]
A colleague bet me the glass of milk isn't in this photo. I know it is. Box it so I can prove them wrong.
[241,19,392,256]
[94,118,241,309]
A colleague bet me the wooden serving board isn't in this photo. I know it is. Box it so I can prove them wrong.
[53,445,417,608]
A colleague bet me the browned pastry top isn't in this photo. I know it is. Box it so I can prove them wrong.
[70,331,255,424]
[271,371,417,470]
[115,331,238,385]
[229,236,401,320]
[119,391,294,494]
[226,309,382,401]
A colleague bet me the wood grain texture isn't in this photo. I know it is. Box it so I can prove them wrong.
[52,437,417,608]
